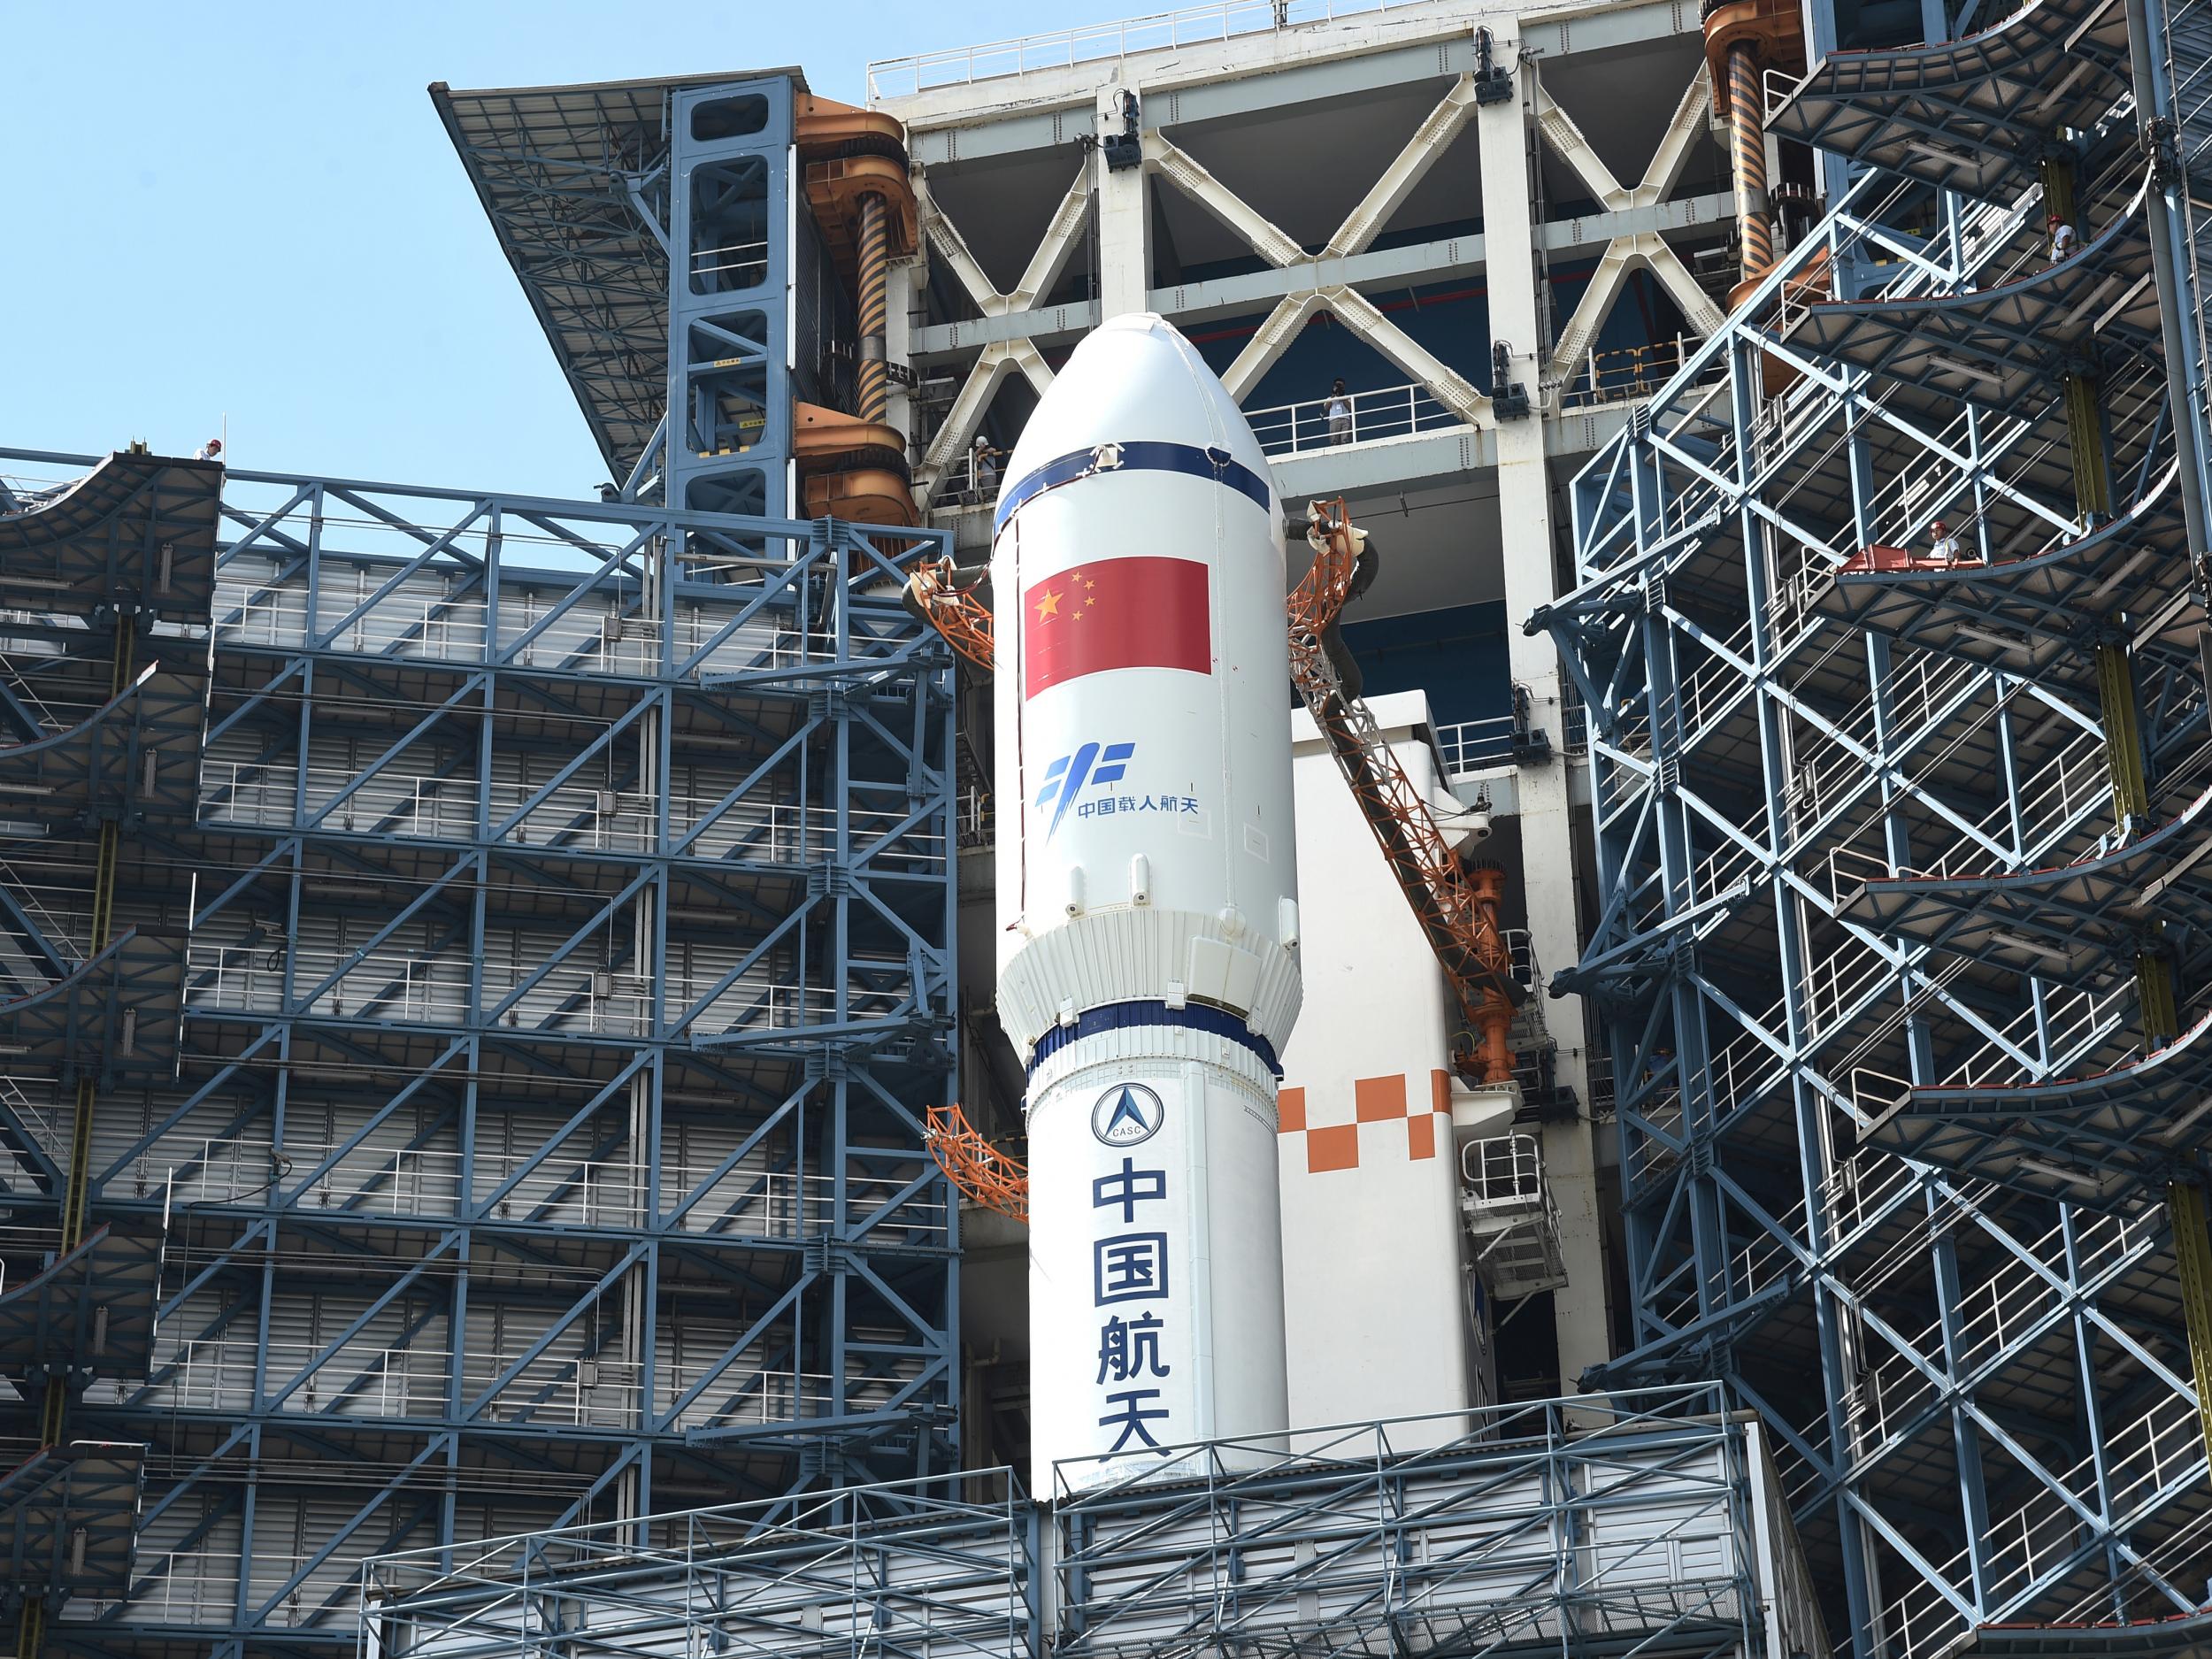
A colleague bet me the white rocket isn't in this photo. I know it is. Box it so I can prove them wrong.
[990,313,1302,1497]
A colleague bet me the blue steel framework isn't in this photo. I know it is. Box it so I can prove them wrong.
[362,1386,1813,1659]
[429,71,826,518]
[0,449,959,1658]
[1537,0,2212,1650]
[664,76,796,521]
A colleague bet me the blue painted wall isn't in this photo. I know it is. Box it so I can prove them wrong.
[1338,599,1514,727]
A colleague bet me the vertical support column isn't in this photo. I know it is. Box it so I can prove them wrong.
[1093,84,1152,321]
[2170,1181,2212,1465]
[2130,0,2212,1454]
[1726,44,1773,283]
[2129,0,2212,556]
[665,77,796,520]
[857,192,892,424]
[1478,25,1611,1388]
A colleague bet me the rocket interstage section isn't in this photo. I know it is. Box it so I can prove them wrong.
[990,313,1301,1496]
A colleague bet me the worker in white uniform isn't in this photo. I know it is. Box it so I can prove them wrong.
[1929,519,1962,564]
[1325,380,1353,445]
[2048,213,2078,266]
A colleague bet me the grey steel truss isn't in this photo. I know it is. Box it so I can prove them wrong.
[1534,0,2212,1649]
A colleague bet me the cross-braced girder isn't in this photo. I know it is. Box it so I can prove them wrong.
[0,449,961,1658]
[1538,0,2212,1646]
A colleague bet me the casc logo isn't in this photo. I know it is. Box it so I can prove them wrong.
[1034,741,1133,837]
[1092,1083,1164,1147]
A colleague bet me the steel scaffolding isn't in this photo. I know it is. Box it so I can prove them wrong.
[365,1387,1822,1659]
[0,449,960,1657]
[1536,0,2212,1650]
[367,1471,1031,1659]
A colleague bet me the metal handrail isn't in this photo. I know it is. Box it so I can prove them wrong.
[1245,380,1466,457]
[867,0,1442,98]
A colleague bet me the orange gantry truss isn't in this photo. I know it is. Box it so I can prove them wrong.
[926,1103,1030,1222]
[1289,500,1522,1084]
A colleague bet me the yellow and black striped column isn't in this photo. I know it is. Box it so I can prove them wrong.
[1729,43,1773,281]
[856,190,890,425]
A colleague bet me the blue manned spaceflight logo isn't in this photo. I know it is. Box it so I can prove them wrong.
[1092,1083,1164,1148]
[1035,741,1134,838]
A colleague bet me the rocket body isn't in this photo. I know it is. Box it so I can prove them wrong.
[990,314,1302,1496]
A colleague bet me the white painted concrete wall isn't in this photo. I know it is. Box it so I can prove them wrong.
[1276,692,1490,1434]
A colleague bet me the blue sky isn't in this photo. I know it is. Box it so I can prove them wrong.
[0,1,1049,500]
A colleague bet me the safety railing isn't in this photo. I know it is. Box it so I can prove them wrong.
[159,1135,950,1240]
[1560,681,1589,756]
[1434,714,1518,776]
[87,1548,319,1628]
[134,1332,875,1433]
[1866,1311,2197,1658]
[655,1364,841,1431]
[1830,760,2116,924]
[1246,380,1465,457]
[196,761,947,868]
[1654,1149,1931,1334]
[1501,926,1537,994]
[956,787,993,849]
[143,1337,455,1418]
[365,1468,1030,1659]
[1461,1133,1547,1207]
[180,941,910,1038]
[867,0,1444,97]
[214,584,833,680]
[0,858,89,965]
[1791,1197,2164,1496]
[1847,973,2133,1123]
[1557,339,1725,411]
[937,449,1003,508]
[688,236,771,291]
[0,1075,65,1165]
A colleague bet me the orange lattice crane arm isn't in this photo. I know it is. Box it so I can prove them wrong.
[1289,500,1523,1085]
[926,1103,1029,1222]
[902,557,995,672]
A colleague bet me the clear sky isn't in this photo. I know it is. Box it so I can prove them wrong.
[1,0,1053,501]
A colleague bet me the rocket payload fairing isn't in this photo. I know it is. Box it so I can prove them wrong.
[990,314,1302,1497]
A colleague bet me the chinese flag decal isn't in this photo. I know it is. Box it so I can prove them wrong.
[1023,556,1211,698]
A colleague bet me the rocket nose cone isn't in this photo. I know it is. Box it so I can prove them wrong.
[1002,313,1272,491]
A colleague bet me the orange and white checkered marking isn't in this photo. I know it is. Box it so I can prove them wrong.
[1279,1071,1452,1174]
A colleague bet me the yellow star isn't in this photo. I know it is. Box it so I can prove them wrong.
[1035,589,1063,620]
[1085,578,1095,590]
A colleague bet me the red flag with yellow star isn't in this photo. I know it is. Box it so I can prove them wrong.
[1021,556,1211,698]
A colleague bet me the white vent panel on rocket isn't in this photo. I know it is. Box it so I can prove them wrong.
[989,313,1303,1496]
